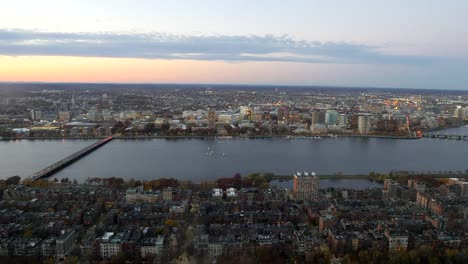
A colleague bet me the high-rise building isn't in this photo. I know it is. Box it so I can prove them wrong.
[311,110,321,125]
[71,94,76,106]
[338,114,347,126]
[278,107,290,125]
[293,172,319,201]
[207,110,216,129]
[30,109,42,121]
[325,110,339,125]
[357,113,372,134]
[163,187,173,201]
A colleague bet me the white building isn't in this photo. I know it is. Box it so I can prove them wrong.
[357,113,372,134]
[100,232,122,259]
[385,231,408,251]
[125,187,159,203]
[140,236,164,258]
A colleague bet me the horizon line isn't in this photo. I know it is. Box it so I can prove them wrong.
[0,81,467,92]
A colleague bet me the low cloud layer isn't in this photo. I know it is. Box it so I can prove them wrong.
[0,28,439,64]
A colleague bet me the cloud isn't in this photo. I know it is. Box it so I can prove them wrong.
[0,28,440,64]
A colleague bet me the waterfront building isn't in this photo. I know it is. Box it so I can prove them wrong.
[58,111,71,122]
[311,110,321,125]
[293,172,319,201]
[278,107,290,125]
[357,113,372,134]
[338,113,347,126]
[207,110,216,129]
[218,114,233,124]
[325,110,339,125]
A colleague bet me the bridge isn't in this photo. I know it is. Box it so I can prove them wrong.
[28,136,113,181]
[423,133,468,140]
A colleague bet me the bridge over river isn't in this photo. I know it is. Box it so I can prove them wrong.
[28,136,113,181]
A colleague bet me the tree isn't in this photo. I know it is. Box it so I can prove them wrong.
[143,123,156,134]
[23,229,33,238]
[109,252,128,264]
[64,256,79,264]
[5,175,21,185]
[160,123,170,133]
[164,219,178,228]
[60,178,69,184]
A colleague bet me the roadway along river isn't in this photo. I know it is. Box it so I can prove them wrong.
[1,127,467,188]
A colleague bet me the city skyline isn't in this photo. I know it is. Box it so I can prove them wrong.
[1,0,468,89]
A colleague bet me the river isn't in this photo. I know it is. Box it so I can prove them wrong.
[1,126,467,189]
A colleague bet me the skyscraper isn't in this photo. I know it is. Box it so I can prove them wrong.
[207,110,216,129]
[293,172,319,201]
[278,107,290,125]
[311,110,321,125]
[30,109,42,121]
[325,110,339,125]
[357,113,372,134]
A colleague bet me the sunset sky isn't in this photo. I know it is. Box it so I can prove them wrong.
[1,0,467,89]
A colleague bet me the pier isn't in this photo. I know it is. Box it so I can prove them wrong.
[28,136,113,181]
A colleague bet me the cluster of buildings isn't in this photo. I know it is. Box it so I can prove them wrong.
[1,85,467,138]
[0,172,466,263]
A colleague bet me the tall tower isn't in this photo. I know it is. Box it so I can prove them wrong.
[357,113,371,134]
[293,172,319,201]
[207,110,216,129]
[278,107,290,125]
[71,93,76,106]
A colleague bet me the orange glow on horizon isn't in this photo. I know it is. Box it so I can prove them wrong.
[0,55,399,87]
[0,55,318,84]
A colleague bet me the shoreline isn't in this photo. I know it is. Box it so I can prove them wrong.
[0,134,420,141]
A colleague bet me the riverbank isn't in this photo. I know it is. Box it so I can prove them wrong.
[0,134,420,141]
[424,123,468,133]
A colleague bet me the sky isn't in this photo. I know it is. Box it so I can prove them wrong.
[0,0,467,89]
